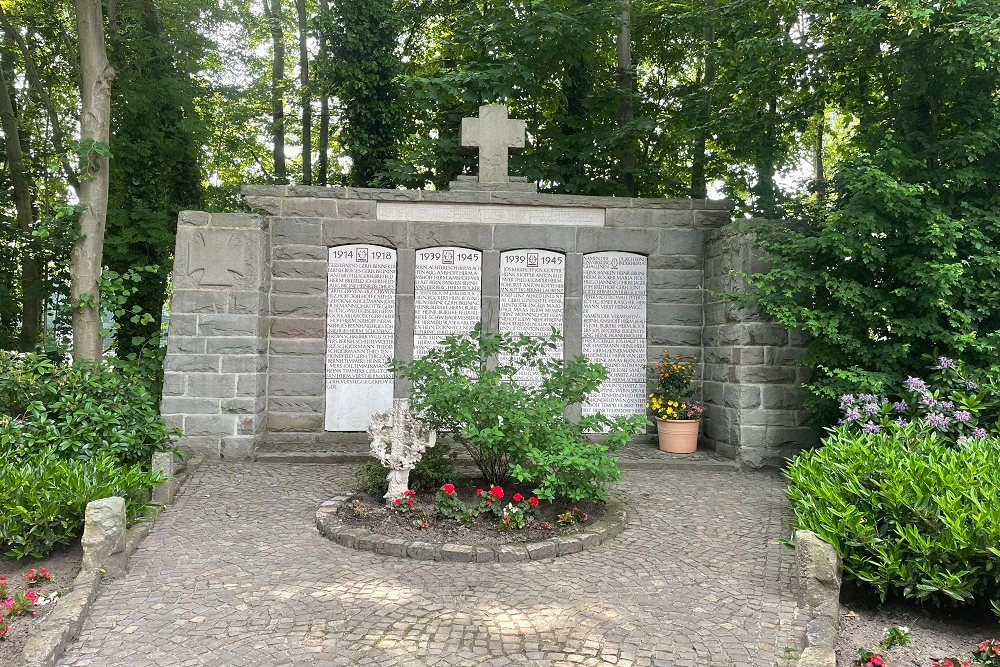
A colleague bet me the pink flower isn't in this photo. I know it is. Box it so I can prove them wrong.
[475,488,484,496]
[24,591,38,604]
[441,483,455,496]
[2,598,12,609]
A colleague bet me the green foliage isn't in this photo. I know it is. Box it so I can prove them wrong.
[0,351,176,466]
[786,425,1000,609]
[315,0,403,186]
[740,0,1000,420]
[0,448,160,559]
[390,325,647,502]
[353,443,456,497]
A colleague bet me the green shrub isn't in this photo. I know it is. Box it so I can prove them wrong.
[353,443,457,496]
[786,424,1000,608]
[0,449,161,559]
[0,351,175,466]
[390,325,647,502]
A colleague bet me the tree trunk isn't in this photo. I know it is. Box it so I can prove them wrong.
[0,53,42,350]
[296,0,311,185]
[317,0,329,185]
[616,0,636,197]
[71,0,115,362]
[813,110,825,199]
[690,0,716,200]
[264,0,287,184]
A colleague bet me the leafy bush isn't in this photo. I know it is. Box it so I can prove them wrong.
[390,325,647,502]
[0,351,175,466]
[786,425,1000,608]
[353,442,456,496]
[0,449,161,558]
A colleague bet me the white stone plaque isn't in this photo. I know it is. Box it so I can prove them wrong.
[582,251,647,419]
[325,244,397,431]
[377,202,605,227]
[500,249,565,385]
[414,246,482,359]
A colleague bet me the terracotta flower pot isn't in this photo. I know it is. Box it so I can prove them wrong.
[655,418,700,454]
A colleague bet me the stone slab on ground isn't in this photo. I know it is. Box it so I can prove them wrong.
[58,463,804,667]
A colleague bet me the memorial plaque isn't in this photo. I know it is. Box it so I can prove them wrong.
[414,246,482,359]
[500,249,565,384]
[325,244,397,431]
[582,251,647,419]
[377,202,605,227]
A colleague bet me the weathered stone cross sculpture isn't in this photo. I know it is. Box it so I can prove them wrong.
[187,231,248,287]
[368,398,437,503]
[461,104,526,184]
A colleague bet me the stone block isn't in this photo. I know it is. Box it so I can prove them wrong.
[694,209,732,228]
[647,288,703,305]
[221,355,268,373]
[269,294,326,318]
[723,384,761,409]
[406,541,441,560]
[185,414,236,436]
[439,544,475,563]
[236,373,267,398]
[733,364,798,384]
[165,335,206,354]
[492,224,575,253]
[337,199,376,219]
[648,325,703,346]
[376,538,409,558]
[525,541,557,561]
[268,354,324,374]
[81,497,126,578]
[151,452,177,505]
[170,290,228,314]
[497,545,529,563]
[270,218,322,245]
[222,397,267,414]
[272,278,326,295]
[656,229,705,256]
[166,313,197,336]
[322,219,407,247]
[230,291,265,314]
[237,414,264,435]
[271,260,326,280]
[797,647,836,667]
[648,269,703,290]
[206,337,267,355]
[267,412,324,432]
[795,530,842,609]
[268,396,323,413]
[186,373,237,398]
[160,397,220,415]
[408,222,494,251]
[272,243,327,261]
[198,314,259,337]
[270,317,325,338]
[761,385,806,410]
[242,196,283,215]
[280,197,339,218]
[577,227,659,254]
[267,372,324,397]
[212,213,262,228]
[164,354,220,373]
[607,208,693,228]
[647,303,702,328]
[221,436,256,460]
[162,372,185,396]
[268,338,325,355]
[179,210,210,226]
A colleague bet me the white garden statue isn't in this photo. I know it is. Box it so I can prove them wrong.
[367,398,437,503]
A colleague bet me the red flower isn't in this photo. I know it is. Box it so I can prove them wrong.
[442,483,455,496]
[529,497,539,507]
[513,493,523,503]
[942,661,954,667]
[486,500,492,507]
[408,499,415,507]
[403,489,416,497]
[869,656,883,667]
[394,498,402,506]
[489,486,504,500]
[475,488,484,496]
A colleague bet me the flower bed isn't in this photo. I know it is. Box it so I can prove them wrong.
[316,480,627,563]
[0,546,80,667]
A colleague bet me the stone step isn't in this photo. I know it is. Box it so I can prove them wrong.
[254,440,738,470]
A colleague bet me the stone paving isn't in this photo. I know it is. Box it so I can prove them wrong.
[58,463,804,667]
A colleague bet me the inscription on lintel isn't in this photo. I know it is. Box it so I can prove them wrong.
[376,202,605,227]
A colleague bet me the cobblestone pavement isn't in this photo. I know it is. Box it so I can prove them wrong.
[59,463,804,667]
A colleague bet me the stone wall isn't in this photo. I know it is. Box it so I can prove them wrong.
[702,223,818,466]
[161,186,816,464]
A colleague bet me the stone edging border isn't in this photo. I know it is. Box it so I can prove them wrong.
[793,530,842,667]
[17,453,204,667]
[315,495,628,563]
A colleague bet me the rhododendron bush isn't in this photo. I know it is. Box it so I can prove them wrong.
[391,325,647,502]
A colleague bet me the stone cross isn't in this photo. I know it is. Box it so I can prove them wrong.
[368,398,437,503]
[187,230,248,287]
[461,104,526,184]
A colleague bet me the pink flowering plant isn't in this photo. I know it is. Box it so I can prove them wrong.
[434,483,476,525]
[837,357,998,446]
[4,589,39,618]
[389,489,419,514]
[0,576,7,600]
[0,618,8,641]
[974,639,1000,666]
[556,507,589,526]
[852,649,884,667]
[24,567,52,587]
